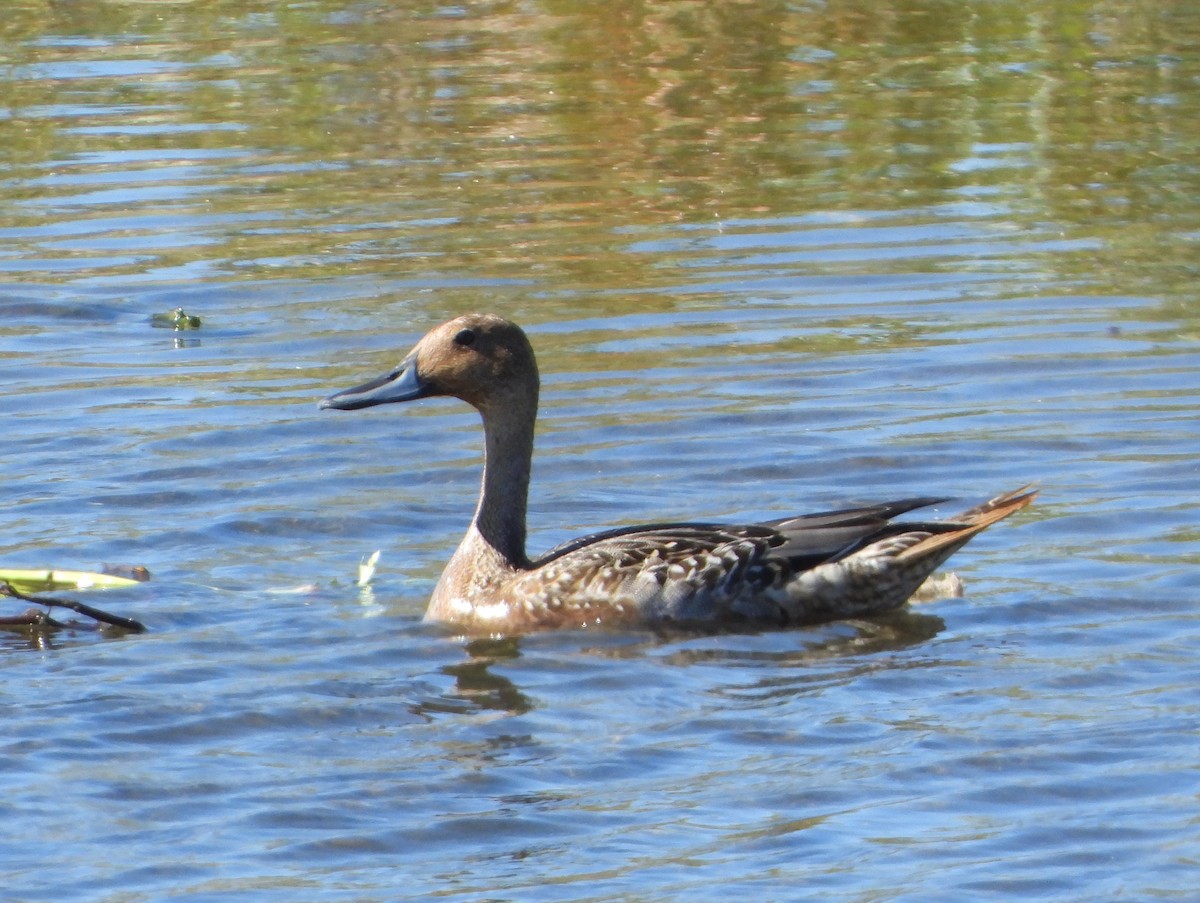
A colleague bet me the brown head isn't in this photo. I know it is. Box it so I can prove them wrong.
[320,313,540,416]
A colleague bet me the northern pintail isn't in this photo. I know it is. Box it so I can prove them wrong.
[321,313,1035,632]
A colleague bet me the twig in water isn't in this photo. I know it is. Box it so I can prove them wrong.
[0,582,147,633]
[0,608,69,630]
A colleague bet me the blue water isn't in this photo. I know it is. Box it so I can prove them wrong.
[3,3,1199,900]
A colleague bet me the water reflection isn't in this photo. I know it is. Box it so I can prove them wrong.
[652,609,945,670]
[418,635,533,716]
[415,610,944,718]
[0,619,64,653]
[2,0,1196,299]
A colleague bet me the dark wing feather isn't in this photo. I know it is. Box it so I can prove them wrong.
[762,496,950,562]
[533,497,955,572]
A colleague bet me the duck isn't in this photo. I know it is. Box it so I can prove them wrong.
[320,313,1035,632]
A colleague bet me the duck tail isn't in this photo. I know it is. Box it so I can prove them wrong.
[896,485,1037,563]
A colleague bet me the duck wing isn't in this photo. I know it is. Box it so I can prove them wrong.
[534,496,949,573]
[522,489,1034,626]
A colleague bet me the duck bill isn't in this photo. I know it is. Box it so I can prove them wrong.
[319,352,427,411]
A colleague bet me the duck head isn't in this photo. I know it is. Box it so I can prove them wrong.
[320,313,539,415]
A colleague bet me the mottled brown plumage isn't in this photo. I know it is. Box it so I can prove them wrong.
[321,313,1035,632]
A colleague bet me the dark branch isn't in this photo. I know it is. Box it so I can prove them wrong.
[0,608,69,629]
[0,582,147,633]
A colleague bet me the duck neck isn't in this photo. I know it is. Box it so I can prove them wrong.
[471,398,535,568]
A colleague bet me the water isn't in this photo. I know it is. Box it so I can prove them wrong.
[2,1,1199,900]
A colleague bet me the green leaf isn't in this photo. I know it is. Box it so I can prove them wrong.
[0,569,144,593]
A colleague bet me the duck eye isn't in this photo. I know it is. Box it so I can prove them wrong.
[453,327,476,347]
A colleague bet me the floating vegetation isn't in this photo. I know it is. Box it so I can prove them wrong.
[0,568,146,593]
[357,550,381,587]
[151,307,202,330]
